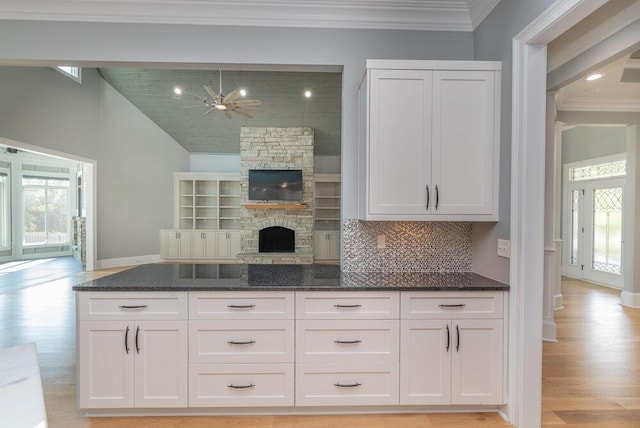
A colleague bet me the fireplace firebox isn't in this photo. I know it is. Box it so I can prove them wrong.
[259,226,295,253]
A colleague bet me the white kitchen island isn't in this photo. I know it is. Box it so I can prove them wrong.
[74,263,508,417]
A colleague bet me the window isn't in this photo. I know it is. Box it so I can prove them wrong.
[0,169,10,250]
[54,66,82,83]
[22,176,70,246]
[570,159,626,181]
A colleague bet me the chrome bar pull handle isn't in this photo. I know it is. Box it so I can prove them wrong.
[446,324,450,352]
[119,305,148,309]
[227,340,256,345]
[456,324,460,352]
[124,326,130,354]
[228,384,255,389]
[135,326,141,354]
[334,304,362,309]
[227,304,256,309]
[438,304,466,308]
[335,382,362,388]
[334,340,362,344]
[426,185,430,210]
[435,185,439,210]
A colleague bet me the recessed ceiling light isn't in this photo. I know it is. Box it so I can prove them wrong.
[239,89,247,97]
[173,87,182,95]
[304,90,312,98]
[586,73,603,81]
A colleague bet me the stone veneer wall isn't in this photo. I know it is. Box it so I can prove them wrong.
[342,219,472,272]
[239,127,314,264]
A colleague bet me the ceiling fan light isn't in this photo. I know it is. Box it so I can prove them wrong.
[173,87,182,95]
[215,103,228,110]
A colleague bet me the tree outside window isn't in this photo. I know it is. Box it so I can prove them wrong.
[23,177,70,245]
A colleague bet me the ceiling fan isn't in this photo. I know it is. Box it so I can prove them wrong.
[199,70,263,119]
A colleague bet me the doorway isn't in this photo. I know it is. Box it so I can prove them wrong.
[564,155,626,289]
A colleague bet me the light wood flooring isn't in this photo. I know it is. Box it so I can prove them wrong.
[542,278,640,427]
[1,259,639,427]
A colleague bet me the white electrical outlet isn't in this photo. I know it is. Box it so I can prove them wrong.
[497,239,510,258]
[377,235,386,249]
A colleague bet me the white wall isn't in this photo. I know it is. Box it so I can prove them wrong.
[0,67,190,262]
[189,154,340,174]
[562,125,627,164]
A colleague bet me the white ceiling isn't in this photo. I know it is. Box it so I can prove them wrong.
[0,0,502,31]
[556,51,640,112]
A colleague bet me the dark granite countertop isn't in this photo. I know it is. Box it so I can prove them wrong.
[73,263,509,292]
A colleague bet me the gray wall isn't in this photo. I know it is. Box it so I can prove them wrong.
[0,20,473,263]
[471,0,556,283]
[562,126,627,165]
[0,66,190,261]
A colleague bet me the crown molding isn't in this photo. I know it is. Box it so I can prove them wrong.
[0,0,491,31]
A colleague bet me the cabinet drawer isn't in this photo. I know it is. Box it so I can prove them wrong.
[296,320,398,364]
[401,291,503,319]
[77,292,187,320]
[189,291,294,319]
[189,363,294,407]
[296,363,399,406]
[296,291,399,319]
[189,320,294,364]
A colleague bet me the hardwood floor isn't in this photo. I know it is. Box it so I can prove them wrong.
[2,260,638,427]
[542,278,640,427]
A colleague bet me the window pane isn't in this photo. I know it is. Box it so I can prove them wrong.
[47,187,69,243]
[23,177,46,186]
[571,160,626,182]
[570,190,580,266]
[47,179,69,187]
[24,188,46,245]
[591,187,623,275]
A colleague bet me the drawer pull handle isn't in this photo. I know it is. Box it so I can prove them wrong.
[227,304,256,309]
[119,305,148,309]
[334,304,362,309]
[334,340,362,344]
[228,340,256,345]
[438,304,466,308]
[124,326,130,354]
[228,383,255,389]
[334,382,362,388]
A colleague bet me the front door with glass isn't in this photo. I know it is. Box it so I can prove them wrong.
[565,157,625,288]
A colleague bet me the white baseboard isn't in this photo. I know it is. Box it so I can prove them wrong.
[95,254,162,270]
[620,291,640,308]
[554,293,564,310]
[542,320,557,342]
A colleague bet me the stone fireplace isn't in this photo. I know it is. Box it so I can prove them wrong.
[238,127,314,264]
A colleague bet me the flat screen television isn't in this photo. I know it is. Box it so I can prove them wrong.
[248,169,303,201]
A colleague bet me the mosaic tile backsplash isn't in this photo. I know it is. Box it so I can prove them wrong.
[342,219,472,272]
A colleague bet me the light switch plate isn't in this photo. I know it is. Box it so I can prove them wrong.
[497,239,510,258]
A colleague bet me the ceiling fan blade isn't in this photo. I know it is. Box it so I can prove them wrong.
[233,99,261,106]
[237,110,254,119]
[203,85,219,99]
[223,90,240,103]
[204,106,217,115]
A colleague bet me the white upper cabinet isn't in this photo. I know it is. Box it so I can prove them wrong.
[359,60,501,221]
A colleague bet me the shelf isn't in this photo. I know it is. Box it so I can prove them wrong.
[243,203,308,210]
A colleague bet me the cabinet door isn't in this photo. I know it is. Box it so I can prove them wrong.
[314,231,339,261]
[432,70,496,216]
[399,319,451,405]
[162,230,192,259]
[217,231,240,260]
[368,69,432,216]
[451,319,503,405]
[192,231,217,259]
[78,320,134,408]
[134,320,188,408]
